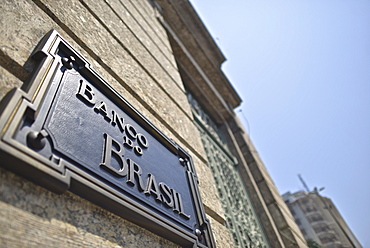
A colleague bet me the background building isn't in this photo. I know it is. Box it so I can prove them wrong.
[1,0,306,247]
[283,190,362,248]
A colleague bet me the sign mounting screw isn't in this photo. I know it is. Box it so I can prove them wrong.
[61,56,75,69]
[195,228,202,241]
[27,130,48,149]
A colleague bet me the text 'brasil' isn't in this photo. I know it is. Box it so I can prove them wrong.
[76,79,190,219]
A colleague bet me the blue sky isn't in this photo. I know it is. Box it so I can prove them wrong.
[191,0,370,246]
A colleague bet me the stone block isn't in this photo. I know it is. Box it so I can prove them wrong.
[208,215,234,248]
[190,153,226,224]
[84,0,184,91]
[0,66,22,101]
[267,203,287,230]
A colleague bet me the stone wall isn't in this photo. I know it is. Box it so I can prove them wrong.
[0,0,231,246]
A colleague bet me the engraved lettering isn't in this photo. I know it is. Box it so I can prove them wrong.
[172,189,190,219]
[159,182,173,208]
[76,82,149,153]
[111,110,125,132]
[77,80,96,105]
[78,81,188,217]
[137,133,148,148]
[99,135,189,218]
[126,158,145,191]
[100,133,128,177]
[94,101,111,122]
[172,188,180,213]
[144,174,162,202]
[125,124,137,139]
[134,146,143,156]
[123,135,134,148]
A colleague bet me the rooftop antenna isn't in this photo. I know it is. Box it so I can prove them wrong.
[298,174,310,192]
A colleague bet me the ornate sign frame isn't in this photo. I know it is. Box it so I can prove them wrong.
[0,30,215,248]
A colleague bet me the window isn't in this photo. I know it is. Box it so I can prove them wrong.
[319,233,337,244]
[290,209,296,216]
[313,223,329,233]
[295,218,301,226]
[188,93,269,248]
[308,214,323,223]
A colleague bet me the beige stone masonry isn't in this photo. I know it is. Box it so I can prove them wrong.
[84,0,184,93]
[0,168,180,248]
[0,66,23,100]
[208,216,234,248]
[119,0,179,69]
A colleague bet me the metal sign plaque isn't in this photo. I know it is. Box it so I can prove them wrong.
[0,30,215,248]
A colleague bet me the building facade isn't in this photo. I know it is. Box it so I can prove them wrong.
[0,0,306,247]
[283,191,362,248]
